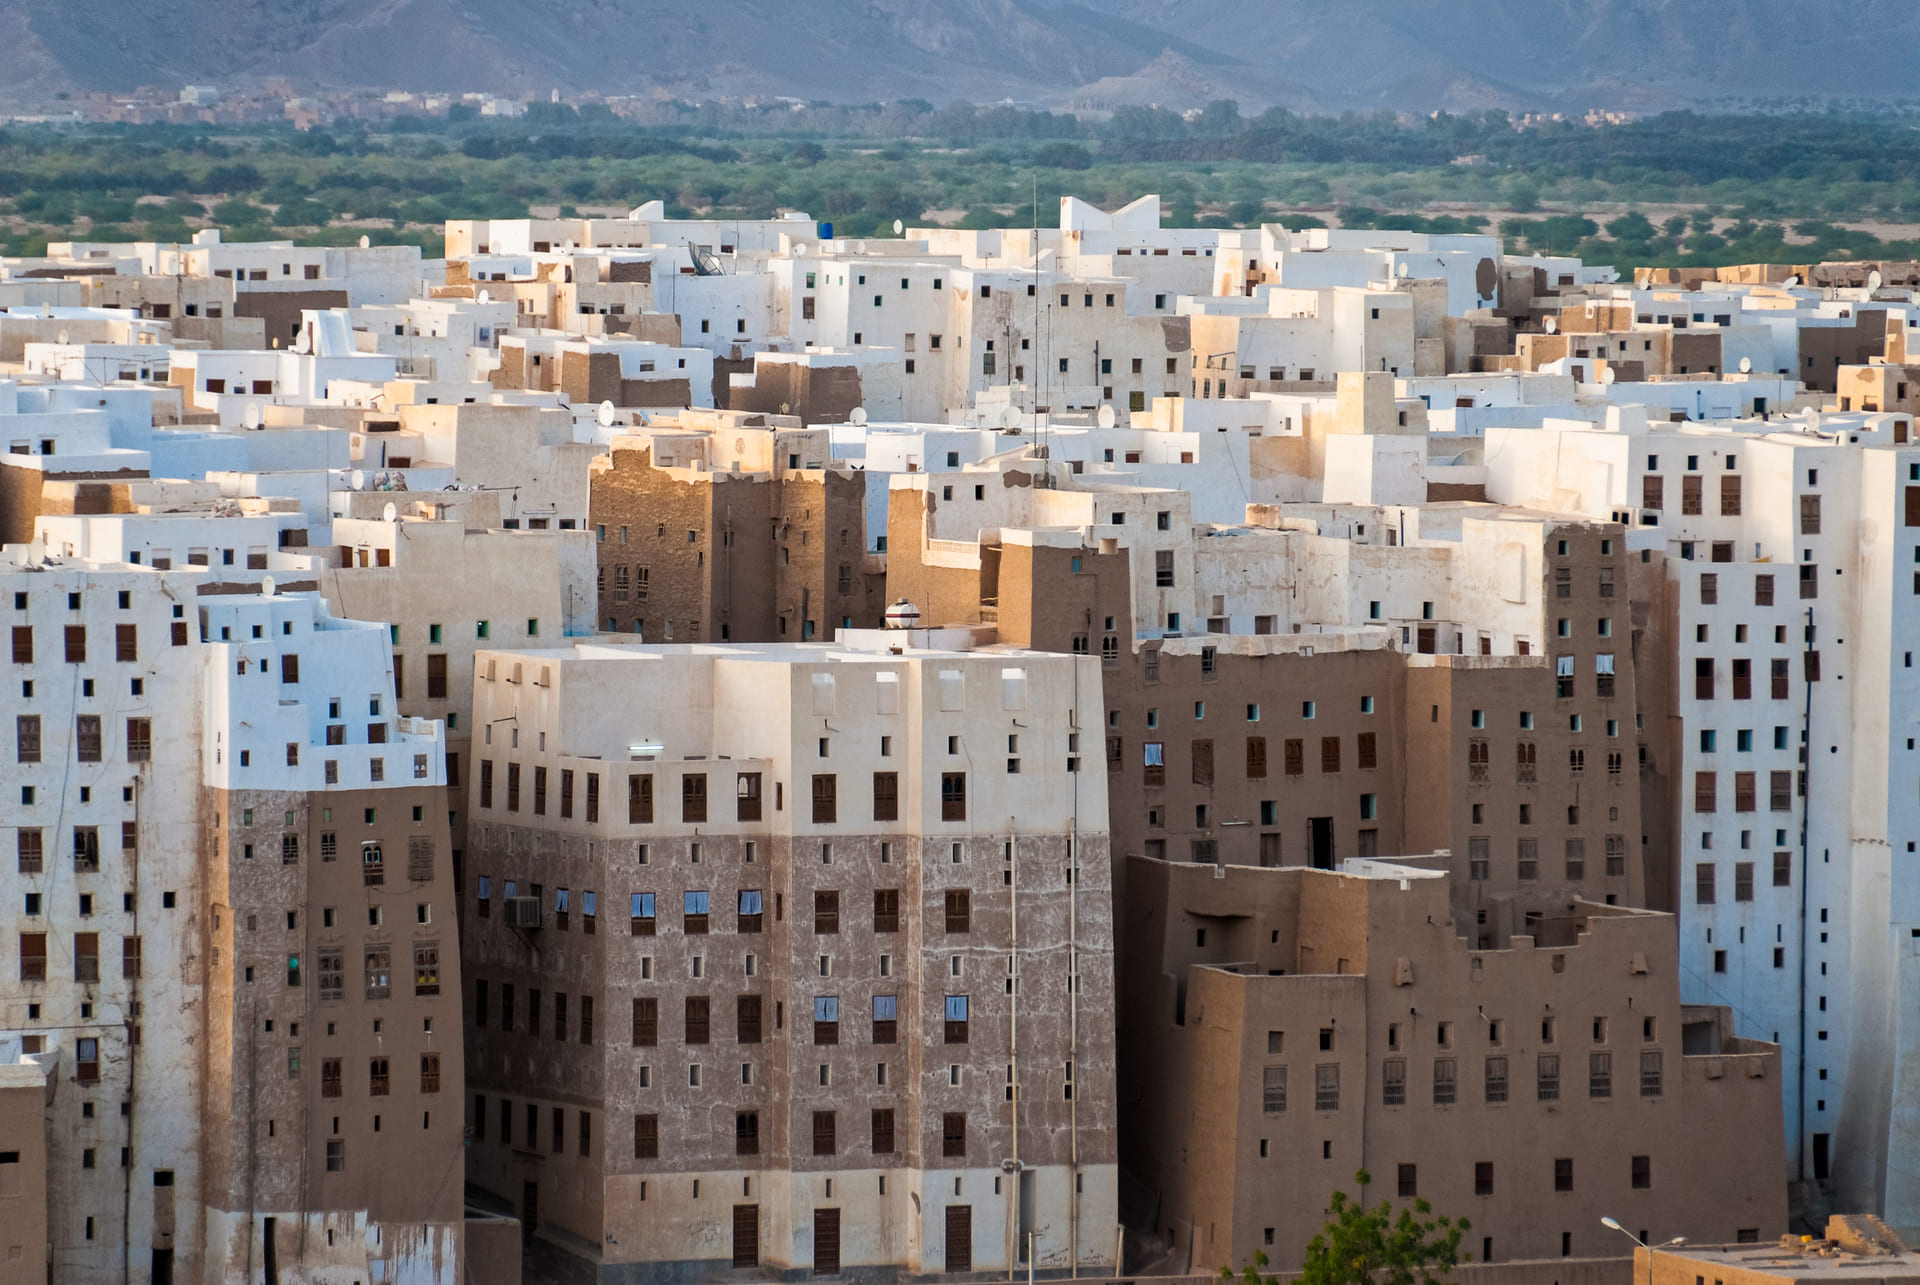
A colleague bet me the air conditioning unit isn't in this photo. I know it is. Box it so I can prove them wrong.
[504,897,542,929]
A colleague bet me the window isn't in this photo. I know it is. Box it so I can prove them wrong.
[319,951,343,1001]
[1588,1051,1611,1098]
[364,946,391,1000]
[812,774,837,824]
[413,942,440,995]
[737,994,762,1043]
[813,996,840,1045]
[736,1111,760,1156]
[1321,737,1341,773]
[1640,1051,1663,1097]
[1474,1052,1505,1106]
[942,1112,966,1157]
[1433,1058,1457,1105]
[945,889,971,933]
[737,889,764,933]
[872,771,898,821]
[872,1108,896,1154]
[369,1057,391,1097]
[322,1059,342,1099]
[1475,1162,1494,1196]
[813,1111,837,1156]
[682,773,708,822]
[634,1114,659,1159]
[873,994,898,1043]
[1314,1064,1339,1111]
[941,772,967,821]
[76,715,101,762]
[685,996,711,1044]
[874,889,900,933]
[1382,1059,1406,1106]
[1537,1054,1560,1101]
[945,994,970,1043]
[684,891,710,934]
[1696,864,1716,905]
[632,997,658,1046]
[630,893,656,935]
[814,890,840,935]
[1554,1157,1574,1192]
[1631,1155,1651,1189]
[1262,1066,1286,1112]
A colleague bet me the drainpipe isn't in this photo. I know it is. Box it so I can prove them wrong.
[1069,639,1083,1278]
[121,773,141,1285]
[246,1003,258,1285]
[1008,818,1019,1282]
[1797,605,1814,1182]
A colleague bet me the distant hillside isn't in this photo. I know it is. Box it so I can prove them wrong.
[6,0,1920,113]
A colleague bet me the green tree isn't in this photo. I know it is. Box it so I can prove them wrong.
[1224,1170,1467,1285]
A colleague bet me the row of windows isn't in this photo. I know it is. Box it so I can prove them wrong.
[1692,657,1804,700]
[1464,836,1629,882]
[1384,1155,1653,1198]
[1692,771,1800,813]
[471,985,972,1049]
[478,766,971,825]
[468,981,598,1040]
[468,1096,593,1157]
[600,1106,964,1161]
[314,943,441,1000]
[318,1053,442,1098]
[14,933,140,982]
[478,883,969,935]
[8,620,159,666]
[1126,735,1380,784]
[620,993,959,1046]
[1695,856,1795,903]
[17,824,137,872]
[1258,1052,1663,1112]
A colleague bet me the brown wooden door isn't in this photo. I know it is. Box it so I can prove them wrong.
[945,1204,972,1273]
[733,1204,760,1268]
[814,1207,840,1276]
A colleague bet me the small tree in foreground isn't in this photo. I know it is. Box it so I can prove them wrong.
[1222,1170,1469,1285]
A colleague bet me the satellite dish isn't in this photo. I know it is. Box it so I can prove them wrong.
[1395,262,1410,279]
[382,501,398,523]
[1739,356,1753,374]
[259,574,276,597]
[597,400,616,428]
[1781,275,1800,289]
[242,401,262,429]
[999,404,1021,430]
[1543,316,1558,334]
[1867,269,1884,294]
[350,469,366,491]
[892,219,904,235]
[477,289,491,304]
[359,234,371,249]
[1097,404,1117,429]
[791,243,807,258]
[849,406,868,426]
[1601,366,1617,385]
[1805,409,1822,435]
[56,329,69,346]
[39,302,51,319]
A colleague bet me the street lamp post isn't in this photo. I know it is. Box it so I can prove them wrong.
[1602,1216,1686,1285]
